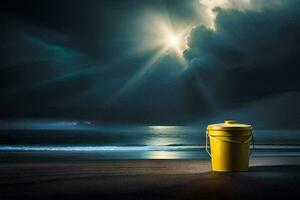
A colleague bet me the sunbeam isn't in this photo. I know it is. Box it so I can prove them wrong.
[106,12,190,103]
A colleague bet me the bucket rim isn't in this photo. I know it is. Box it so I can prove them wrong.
[207,120,252,131]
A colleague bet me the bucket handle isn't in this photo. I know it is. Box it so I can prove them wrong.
[205,130,255,157]
[250,130,255,155]
[206,130,211,157]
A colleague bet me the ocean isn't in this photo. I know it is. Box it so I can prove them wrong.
[0,122,300,161]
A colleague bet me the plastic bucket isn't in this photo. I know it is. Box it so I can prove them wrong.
[206,120,254,172]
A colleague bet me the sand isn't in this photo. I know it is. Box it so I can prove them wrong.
[0,157,299,200]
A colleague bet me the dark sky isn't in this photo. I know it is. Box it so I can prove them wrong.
[0,0,299,127]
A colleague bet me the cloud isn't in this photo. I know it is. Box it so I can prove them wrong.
[198,0,285,28]
[183,0,300,110]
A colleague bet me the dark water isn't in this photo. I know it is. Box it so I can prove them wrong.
[0,122,300,160]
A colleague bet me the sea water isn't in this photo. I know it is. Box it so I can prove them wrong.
[0,122,300,161]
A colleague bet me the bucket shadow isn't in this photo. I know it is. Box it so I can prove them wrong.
[194,165,300,200]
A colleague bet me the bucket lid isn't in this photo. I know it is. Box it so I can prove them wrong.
[207,120,252,131]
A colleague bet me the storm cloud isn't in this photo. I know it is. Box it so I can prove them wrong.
[183,0,300,126]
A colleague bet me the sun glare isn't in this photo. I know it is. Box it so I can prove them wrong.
[149,126,176,130]
[164,31,185,52]
[168,35,180,47]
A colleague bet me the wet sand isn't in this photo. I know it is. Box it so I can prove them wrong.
[0,157,299,200]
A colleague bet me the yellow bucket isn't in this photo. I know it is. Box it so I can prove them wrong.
[206,120,254,172]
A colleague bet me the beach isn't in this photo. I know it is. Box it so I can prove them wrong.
[0,125,299,199]
[0,157,299,200]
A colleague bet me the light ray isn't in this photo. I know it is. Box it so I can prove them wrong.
[106,45,170,104]
[106,12,191,104]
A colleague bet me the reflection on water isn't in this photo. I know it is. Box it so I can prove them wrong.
[143,150,207,159]
[146,136,182,146]
[148,126,177,131]
[147,126,183,146]
[145,151,183,159]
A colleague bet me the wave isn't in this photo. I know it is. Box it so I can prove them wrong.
[1,145,300,152]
